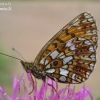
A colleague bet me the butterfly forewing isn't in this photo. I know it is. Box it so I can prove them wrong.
[33,12,98,84]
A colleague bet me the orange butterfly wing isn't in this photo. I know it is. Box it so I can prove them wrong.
[43,37,97,83]
[33,12,98,83]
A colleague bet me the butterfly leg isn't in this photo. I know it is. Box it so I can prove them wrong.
[29,72,35,95]
[47,83,59,97]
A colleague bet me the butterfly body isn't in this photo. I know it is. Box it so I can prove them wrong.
[21,12,98,84]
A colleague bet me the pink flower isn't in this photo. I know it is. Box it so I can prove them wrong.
[0,73,94,100]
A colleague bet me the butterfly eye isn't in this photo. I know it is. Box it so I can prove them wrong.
[25,63,30,73]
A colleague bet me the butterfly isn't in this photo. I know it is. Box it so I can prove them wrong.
[12,12,98,84]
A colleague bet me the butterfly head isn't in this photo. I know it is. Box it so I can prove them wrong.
[20,60,33,73]
[20,60,46,80]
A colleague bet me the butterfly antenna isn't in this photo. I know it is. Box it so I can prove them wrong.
[12,48,26,61]
[0,52,22,61]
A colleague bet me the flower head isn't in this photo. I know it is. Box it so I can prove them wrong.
[0,73,94,100]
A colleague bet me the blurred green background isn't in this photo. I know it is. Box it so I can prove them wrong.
[0,0,100,99]
[0,44,15,93]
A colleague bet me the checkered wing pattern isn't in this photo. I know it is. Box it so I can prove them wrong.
[33,12,98,83]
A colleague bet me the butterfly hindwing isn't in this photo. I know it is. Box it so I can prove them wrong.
[43,36,96,83]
